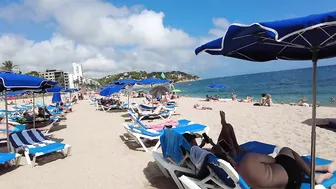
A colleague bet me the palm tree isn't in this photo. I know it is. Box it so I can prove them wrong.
[56,75,65,87]
[26,71,40,77]
[2,60,18,71]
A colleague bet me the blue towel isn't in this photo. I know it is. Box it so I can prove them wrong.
[160,129,191,163]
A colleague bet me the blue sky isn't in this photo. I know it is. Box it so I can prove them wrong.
[0,0,334,78]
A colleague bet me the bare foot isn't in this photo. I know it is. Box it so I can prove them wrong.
[327,161,336,173]
[220,111,226,125]
[315,173,333,184]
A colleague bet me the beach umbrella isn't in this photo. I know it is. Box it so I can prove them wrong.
[46,85,63,93]
[99,84,126,97]
[137,78,169,85]
[208,84,227,89]
[113,79,138,108]
[195,11,336,188]
[149,85,169,98]
[0,71,56,152]
[171,89,181,93]
[52,93,62,103]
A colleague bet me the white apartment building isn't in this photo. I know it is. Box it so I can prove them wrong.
[72,63,84,84]
[68,73,75,88]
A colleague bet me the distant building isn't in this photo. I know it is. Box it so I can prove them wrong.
[68,73,75,88]
[40,69,70,88]
[72,63,84,84]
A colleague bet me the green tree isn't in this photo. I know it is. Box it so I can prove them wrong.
[26,71,40,77]
[2,60,18,71]
[56,75,65,87]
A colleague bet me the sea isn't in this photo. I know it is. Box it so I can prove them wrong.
[172,64,336,107]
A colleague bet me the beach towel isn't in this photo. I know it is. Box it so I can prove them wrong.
[146,120,179,130]
[160,129,191,163]
[190,146,212,170]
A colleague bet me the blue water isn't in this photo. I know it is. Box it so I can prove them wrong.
[173,65,336,106]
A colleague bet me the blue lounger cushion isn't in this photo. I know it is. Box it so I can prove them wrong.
[0,153,16,164]
[129,124,207,137]
[28,142,66,155]
[300,156,336,189]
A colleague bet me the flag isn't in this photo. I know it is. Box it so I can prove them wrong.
[161,72,166,79]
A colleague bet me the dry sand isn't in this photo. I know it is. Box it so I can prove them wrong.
[0,96,335,189]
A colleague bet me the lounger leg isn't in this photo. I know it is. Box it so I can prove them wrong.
[136,136,149,152]
[152,141,161,152]
[31,156,37,167]
[15,155,21,166]
[154,160,170,178]
[169,169,185,189]
[66,146,72,156]
[24,150,32,166]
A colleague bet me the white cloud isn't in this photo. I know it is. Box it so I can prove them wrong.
[0,0,226,78]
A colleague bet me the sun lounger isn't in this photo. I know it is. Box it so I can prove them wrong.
[128,112,192,130]
[130,106,174,121]
[178,142,336,189]
[9,129,71,167]
[123,123,209,152]
[0,152,21,166]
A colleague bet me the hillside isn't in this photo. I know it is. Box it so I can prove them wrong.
[97,71,199,85]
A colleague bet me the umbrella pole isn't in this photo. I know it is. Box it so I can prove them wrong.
[33,93,36,129]
[43,93,46,119]
[4,91,10,152]
[310,50,318,189]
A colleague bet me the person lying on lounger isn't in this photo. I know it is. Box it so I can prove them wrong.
[184,110,336,189]
[193,104,212,110]
[37,107,52,118]
[137,105,165,115]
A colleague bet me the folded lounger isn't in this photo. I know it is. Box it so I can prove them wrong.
[123,123,210,152]
[178,143,336,189]
[9,129,72,167]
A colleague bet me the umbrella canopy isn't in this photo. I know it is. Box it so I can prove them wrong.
[99,84,126,97]
[46,85,64,93]
[195,11,336,189]
[114,78,138,85]
[52,93,62,103]
[171,89,181,93]
[0,71,56,92]
[0,91,26,96]
[149,85,169,98]
[195,11,336,61]
[137,78,169,85]
[208,84,227,89]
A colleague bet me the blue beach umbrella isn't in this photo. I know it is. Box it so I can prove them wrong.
[99,84,126,97]
[52,93,62,103]
[137,78,169,85]
[46,85,64,93]
[64,88,78,93]
[196,11,336,188]
[114,78,138,85]
[208,84,228,89]
[0,72,57,152]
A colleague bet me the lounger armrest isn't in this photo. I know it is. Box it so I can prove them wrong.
[179,175,202,189]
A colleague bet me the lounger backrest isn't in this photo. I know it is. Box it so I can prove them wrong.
[9,129,49,148]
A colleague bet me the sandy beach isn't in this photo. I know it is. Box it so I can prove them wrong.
[0,96,335,189]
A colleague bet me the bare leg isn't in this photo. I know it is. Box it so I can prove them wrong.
[218,111,240,156]
[278,147,333,184]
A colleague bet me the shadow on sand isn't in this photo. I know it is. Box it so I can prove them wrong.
[143,161,177,189]
[301,118,336,132]
[119,134,158,152]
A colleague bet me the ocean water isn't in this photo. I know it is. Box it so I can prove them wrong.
[173,65,336,106]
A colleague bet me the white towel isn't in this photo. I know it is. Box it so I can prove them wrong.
[190,146,212,170]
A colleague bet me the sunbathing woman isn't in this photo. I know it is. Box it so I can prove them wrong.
[193,104,212,110]
[37,107,52,118]
[187,111,336,189]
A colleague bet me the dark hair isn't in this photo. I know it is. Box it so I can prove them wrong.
[183,133,196,143]
[261,93,266,97]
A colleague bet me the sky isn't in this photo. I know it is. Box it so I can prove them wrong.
[0,0,334,79]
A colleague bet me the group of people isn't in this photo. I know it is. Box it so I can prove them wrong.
[205,95,219,101]
[98,97,123,107]
[183,110,335,189]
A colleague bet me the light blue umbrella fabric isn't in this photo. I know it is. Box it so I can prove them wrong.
[99,84,126,97]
